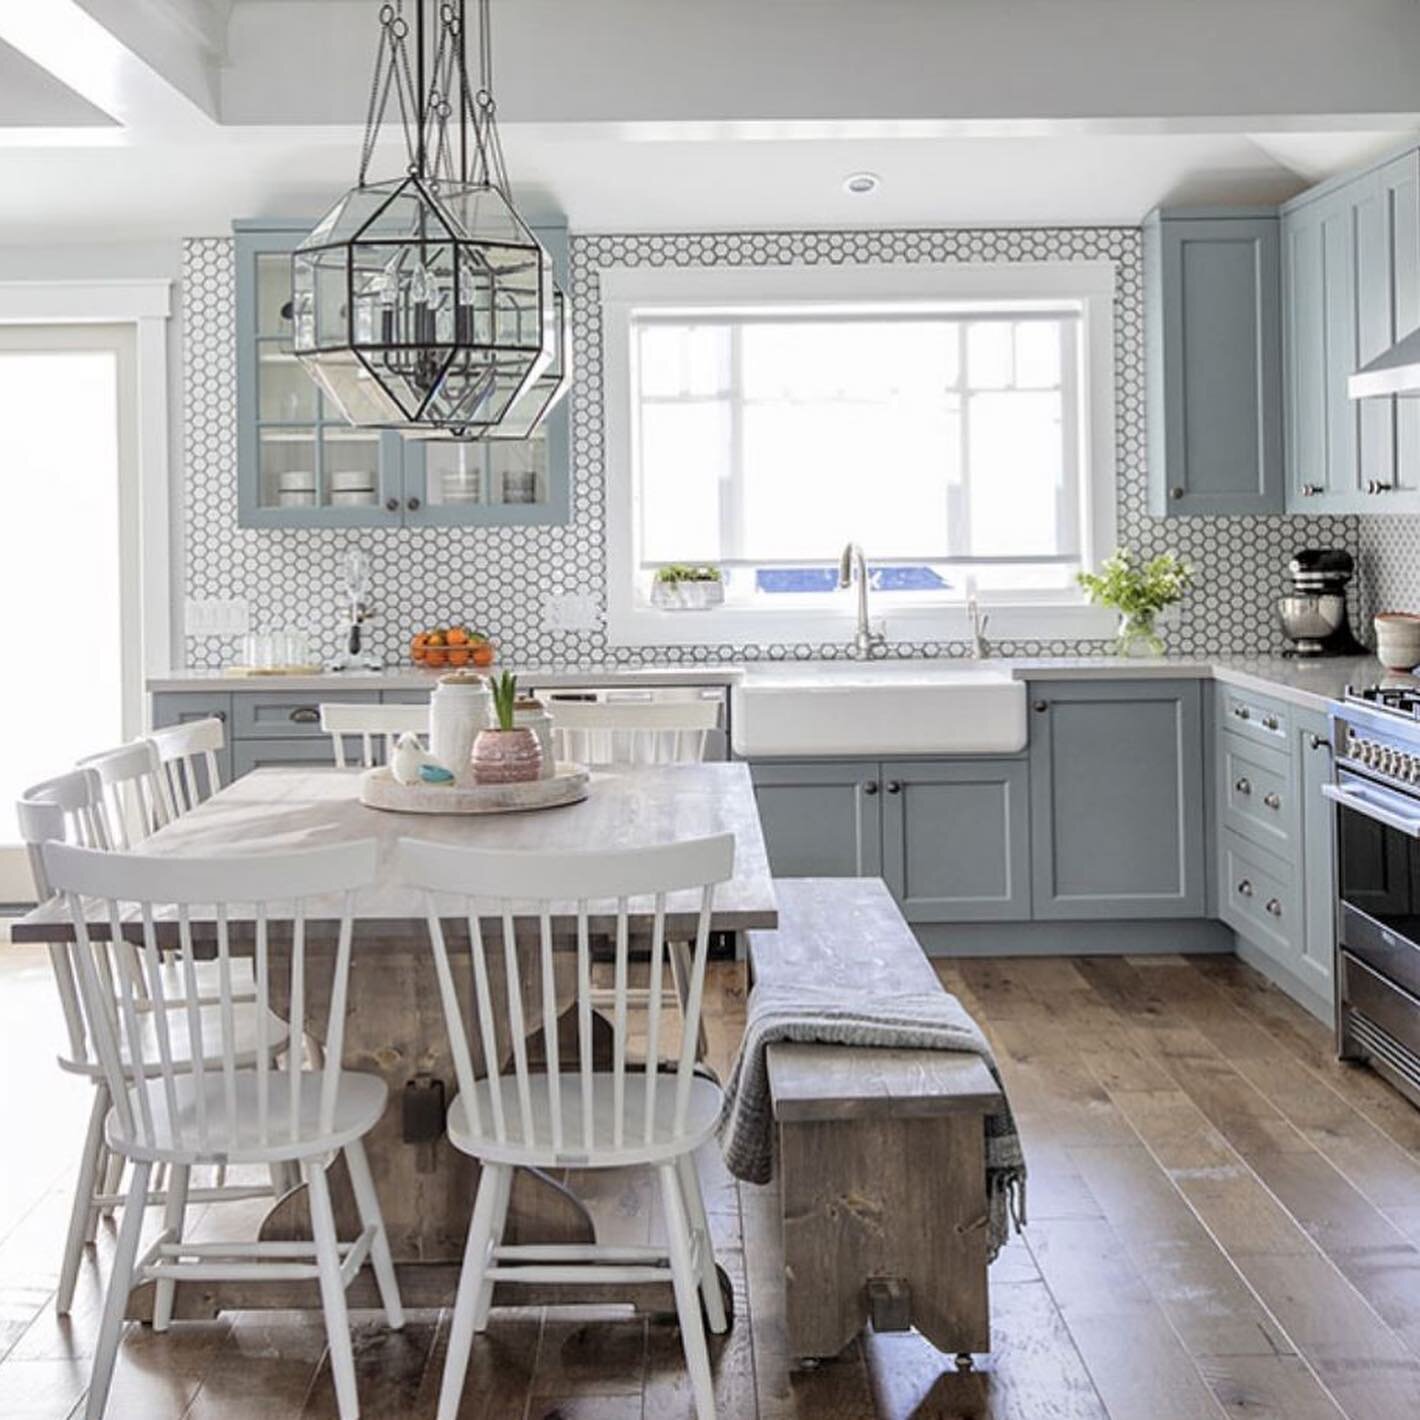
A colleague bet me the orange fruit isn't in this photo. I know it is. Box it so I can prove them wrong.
[447,627,469,647]
[425,649,448,667]
[447,647,471,666]
[426,630,446,648]
[471,642,494,667]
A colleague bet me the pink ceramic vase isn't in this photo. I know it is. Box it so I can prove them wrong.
[471,727,543,785]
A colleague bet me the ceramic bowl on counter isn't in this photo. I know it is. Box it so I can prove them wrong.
[1375,612,1420,671]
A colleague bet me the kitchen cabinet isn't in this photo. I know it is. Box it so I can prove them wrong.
[234,219,571,529]
[149,691,234,788]
[1296,709,1337,996]
[750,757,1030,922]
[749,761,883,879]
[1143,208,1284,515]
[1283,146,1420,513]
[880,759,1031,922]
[1029,680,1207,920]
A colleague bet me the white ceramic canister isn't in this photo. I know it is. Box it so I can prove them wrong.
[430,675,492,781]
[513,701,556,779]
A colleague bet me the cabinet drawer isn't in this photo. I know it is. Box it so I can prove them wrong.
[1219,731,1297,853]
[1219,829,1301,965]
[1220,688,1290,748]
[151,691,233,731]
[232,689,379,739]
[233,737,349,776]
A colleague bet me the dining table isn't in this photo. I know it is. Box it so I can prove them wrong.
[12,761,779,1322]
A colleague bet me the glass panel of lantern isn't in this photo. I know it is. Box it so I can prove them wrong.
[486,286,571,440]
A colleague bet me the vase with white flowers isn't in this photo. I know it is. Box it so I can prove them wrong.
[1078,550,1192,657]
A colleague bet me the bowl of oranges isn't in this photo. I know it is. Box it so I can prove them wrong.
[411,625,495,670]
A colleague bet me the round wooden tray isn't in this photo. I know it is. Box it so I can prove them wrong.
[359,763,590,815]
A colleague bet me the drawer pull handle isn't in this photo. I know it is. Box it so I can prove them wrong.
[1237,879,1254,898]
[1264,792,1282,810]
[1307,733,1330,752]
[1265,898,1282,917]
[289,707,320,725]
[1301,482,1324,497]
[1235,776,1252,795]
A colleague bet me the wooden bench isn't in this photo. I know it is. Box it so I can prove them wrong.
[747,877,1003,1367]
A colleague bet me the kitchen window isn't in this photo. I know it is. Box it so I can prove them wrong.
[602,263,1118,646]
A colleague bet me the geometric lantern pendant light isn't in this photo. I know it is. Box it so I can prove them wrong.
[290,0,572,440]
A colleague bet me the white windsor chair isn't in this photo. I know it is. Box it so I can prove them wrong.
[398,832,735,1420]
[146,716,226,816]
[318,701,430,768]
[545,695,720,767]
[43,837,405,1420]
[77,740,172,849]
[18,769,285,1315]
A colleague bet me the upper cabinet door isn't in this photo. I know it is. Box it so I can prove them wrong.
[235,225,405,529]
[1145,211,1284,515]
[400,222,572,528]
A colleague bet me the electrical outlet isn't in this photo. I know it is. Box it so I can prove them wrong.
[186,598,251,636]
[543,592,601,632]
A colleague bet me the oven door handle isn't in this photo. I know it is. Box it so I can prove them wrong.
[1322,780,1420,838]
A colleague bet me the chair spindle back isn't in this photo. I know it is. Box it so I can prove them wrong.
[319,703,430,769]
[545,698,720,768]
[77,741,173,850]
[147,717,226,816]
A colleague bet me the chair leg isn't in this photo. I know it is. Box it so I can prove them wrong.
[84,1160,151,1420]
[58,1088,109,1315]
[470,1164,513,1331]
[437,1164,504,1420]
[343,1139,405,1330]
[658,1162,717,1420]
[151,1164,190,1333]
[307,1160,359,1420]
[670,941,710,1063]
[675,1152,727,1334]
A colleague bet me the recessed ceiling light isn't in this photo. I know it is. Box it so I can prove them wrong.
[843,172,880,196]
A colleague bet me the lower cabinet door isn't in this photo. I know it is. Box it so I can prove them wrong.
[749,760,883,878]
[880,759,1031,921]
[1296,711,1337,996]
[1029,680,1207,919]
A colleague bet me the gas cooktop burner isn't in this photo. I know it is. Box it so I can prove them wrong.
[1345,684,1420,719]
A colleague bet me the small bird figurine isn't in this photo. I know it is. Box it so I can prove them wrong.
[391,733,454,786]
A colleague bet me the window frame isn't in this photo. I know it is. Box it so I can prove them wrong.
[602,261,1119,648]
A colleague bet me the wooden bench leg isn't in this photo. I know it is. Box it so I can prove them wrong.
[779,1113,991,1361]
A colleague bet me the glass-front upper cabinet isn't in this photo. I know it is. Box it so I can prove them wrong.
[234,218,571,528]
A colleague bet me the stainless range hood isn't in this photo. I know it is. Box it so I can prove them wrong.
[1349,328,1420,399]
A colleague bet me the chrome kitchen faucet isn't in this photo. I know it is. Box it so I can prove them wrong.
[838,542,887,659]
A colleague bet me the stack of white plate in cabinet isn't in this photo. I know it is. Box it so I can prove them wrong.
[277,469,317,507]
[329,468,377,507]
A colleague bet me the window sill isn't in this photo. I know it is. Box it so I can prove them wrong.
[605,600,1121,648]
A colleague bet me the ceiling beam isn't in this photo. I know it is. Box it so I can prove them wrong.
[0,0,219,132]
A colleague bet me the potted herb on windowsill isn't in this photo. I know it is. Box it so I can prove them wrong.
[650,564,725,611]
[471,671,544,784]
[1078,550,1192,657]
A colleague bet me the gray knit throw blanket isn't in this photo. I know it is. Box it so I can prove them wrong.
[717,983,1026,1260]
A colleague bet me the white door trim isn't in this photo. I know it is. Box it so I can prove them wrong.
[0,279,173,687]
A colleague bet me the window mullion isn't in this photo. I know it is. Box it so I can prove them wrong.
[721,325,744,566]
[950,322,971,562]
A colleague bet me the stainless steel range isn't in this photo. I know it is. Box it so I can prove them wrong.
[1326,686,1420,1107]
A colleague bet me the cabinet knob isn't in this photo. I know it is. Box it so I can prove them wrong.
[1262,715,1280,731]
[1265,898,1283,918]
[406,496,422,511]
[1238,878,1254,898]
[861,780,879,796]
[1033,699,1049,713]
[1234,776,1252,795]
[886,780,903,795]
[1233,705,1251,721]
[1307,733,1331,753]
[1301,483,1323,498]
[385,497,400,512]
[1367,480,1395,495]
[1263,791,1282,810]
[1169,486,1184,501]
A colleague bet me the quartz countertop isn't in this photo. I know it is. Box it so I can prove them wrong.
[149,654,1416,714]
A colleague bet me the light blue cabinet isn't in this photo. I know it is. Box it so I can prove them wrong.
[1144,209,1284,515]
[1296,709,1337,997]
[749,761,883,879]
[234,219,571,529]
[1029,680,1207,920]
[1283,145,1420,513]
[880,759,1031,922]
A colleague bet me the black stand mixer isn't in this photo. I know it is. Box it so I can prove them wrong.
[1278,548,1367,657]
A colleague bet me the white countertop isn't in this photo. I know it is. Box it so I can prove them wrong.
[149,654,1416,714]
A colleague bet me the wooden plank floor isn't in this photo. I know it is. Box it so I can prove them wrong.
[3,926,1420,1419]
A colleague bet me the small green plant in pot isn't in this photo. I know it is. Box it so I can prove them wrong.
[471,671,544,785]
[651,563,725,611]
[1078,550,1192,657]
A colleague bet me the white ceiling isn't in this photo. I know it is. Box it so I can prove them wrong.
[0,1,1417,241]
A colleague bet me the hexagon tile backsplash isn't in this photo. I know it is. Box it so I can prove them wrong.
[181,231,1361,671]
